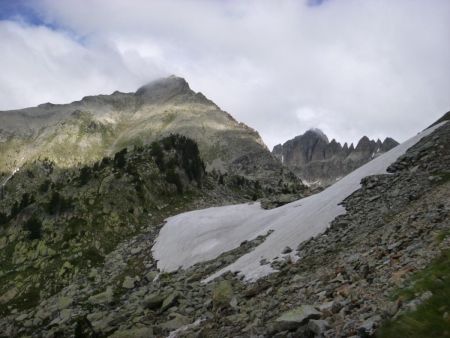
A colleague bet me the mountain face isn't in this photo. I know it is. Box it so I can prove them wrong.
[0,134,283,325]
[0,76,302,191]
[0,112,447,338]
[272,129,399,186]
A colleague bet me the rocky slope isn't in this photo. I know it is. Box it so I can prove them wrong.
[272,129,398,187]
[0,113,447,337]
[0,133,306,335]
[0,76,300,190]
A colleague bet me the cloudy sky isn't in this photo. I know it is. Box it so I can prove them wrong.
[0,0,449,148]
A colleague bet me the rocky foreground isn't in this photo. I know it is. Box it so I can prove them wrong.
[0,119,448,337]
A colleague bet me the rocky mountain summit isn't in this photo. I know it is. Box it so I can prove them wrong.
[0,76,300,190]
[272,129,398,186]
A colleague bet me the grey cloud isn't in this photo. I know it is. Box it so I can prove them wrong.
[1,0,449,148]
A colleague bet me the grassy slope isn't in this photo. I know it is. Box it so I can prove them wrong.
[378,249,450,337]
[378,172,450,338]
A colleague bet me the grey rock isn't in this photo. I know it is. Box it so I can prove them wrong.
[282,246,293,254]
[122,276,136,289]
[143,293,166,310]
[159,313,191,331]
[109,327,154,338]
[160,292,179,312]
[89,287,113,305]
[307,319,330,336]
[273,129,398,187]
[358,315,381,337]
[275,305,321,331]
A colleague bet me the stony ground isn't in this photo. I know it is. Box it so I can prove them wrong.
[0,123,449,337]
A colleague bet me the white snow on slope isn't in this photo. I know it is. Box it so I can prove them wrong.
[152,123,445,282]
[1,167,19,187]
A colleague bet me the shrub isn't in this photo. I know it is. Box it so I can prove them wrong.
[150,142,165,171]
[166,169,183,193]
[24,216,42,240]
[100,156,111,168]
[114,148,127,168]
[10,201,20,218]
[79,166,92,186]
[39,179,52,193]
[0,212,7,226]
[46,191,73,215]
[19,193,34,210]
[218,174,225,185]
[9,193,35,219]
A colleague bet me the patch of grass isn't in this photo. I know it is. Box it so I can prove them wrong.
[83,247,105,265]
[377,249,450,338]
[2,285,41,315]
[436,229,450,243]
[161,112,177,129]
[433,171,450,184]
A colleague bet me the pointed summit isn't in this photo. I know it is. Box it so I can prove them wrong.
[381,137,399,151]
[305,128,329,143]
[135,75,192,103]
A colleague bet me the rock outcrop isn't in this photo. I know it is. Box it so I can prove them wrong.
[273,129,399,186]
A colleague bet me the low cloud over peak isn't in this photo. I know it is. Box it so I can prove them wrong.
[0,0,449,148]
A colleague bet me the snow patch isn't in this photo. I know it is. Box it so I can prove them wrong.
[152,123,445,282]
[1,167,19,187]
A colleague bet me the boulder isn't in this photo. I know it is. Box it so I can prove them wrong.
[89,286,113,305]
[308,319,330,336]
[358,315,381,337]
[282,246,293,254]
[109,326,154,338]
[160,292,179,312]
[57,296,73,310]
[0,287,18,304]
[143,293,166,310]
[159,313,191,331]
[122,276,136,289]
[212,280,233,309]
[275,305,321,331]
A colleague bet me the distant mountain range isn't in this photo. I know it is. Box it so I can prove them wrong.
[272,129,399,186]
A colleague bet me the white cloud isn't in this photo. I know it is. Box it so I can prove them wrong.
[0,0,449,148]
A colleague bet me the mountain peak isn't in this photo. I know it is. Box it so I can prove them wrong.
[135,75,192,102]
[273,130,398,186]
[305,128,329,143]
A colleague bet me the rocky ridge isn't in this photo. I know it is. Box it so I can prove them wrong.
[0,116,448,337]
[272,129,399,187]
[0,76,300,190]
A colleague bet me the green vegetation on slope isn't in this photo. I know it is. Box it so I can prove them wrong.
[0,134,209,316]
[0,133,290,317]
[378,249,450,338]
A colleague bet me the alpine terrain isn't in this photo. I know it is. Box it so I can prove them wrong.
[0,78,448,338]
[272,129,399,187]
[0,76,302,194]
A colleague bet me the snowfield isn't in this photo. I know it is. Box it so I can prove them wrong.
[152,123,445,282]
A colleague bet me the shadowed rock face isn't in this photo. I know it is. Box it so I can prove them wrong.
[0,76,303,190]
[272,129,399,186]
